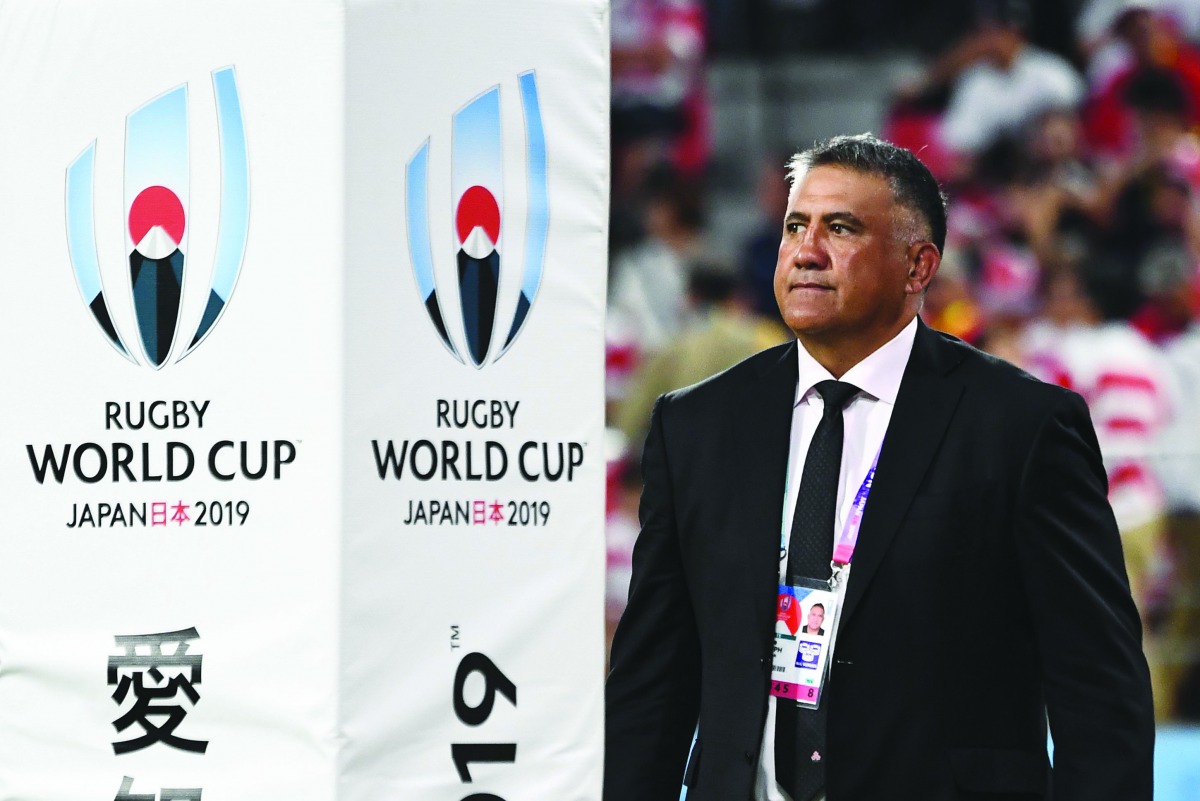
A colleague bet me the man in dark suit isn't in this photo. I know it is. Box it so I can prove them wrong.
[604,134,1154,800]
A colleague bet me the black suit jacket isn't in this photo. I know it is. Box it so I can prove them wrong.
[605,322,1154,801]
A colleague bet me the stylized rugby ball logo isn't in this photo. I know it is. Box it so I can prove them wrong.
[406,71,547,367]
[65,67,249,368]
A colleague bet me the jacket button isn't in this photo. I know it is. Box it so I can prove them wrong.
[745,750,755,763]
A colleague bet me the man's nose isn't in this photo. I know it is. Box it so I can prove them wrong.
[789,228,827,269]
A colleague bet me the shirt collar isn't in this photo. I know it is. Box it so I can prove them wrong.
[794,316,919,407]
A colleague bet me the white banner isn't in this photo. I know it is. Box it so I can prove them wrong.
[0,1,608,799]
[340,1,608,800]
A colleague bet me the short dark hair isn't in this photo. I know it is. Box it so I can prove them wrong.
[686,264,739,305]
[974,0,1031,31]
[810,603,825,613]
[1125,67,1191,119]
[787,133,949,253]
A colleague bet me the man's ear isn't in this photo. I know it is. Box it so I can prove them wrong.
[905,242,940,295]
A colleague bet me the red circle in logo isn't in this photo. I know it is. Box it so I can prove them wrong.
[128,185,185,247]
[455,185,500,246]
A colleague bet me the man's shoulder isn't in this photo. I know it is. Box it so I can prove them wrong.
[650,328,1086,421]
[931,327,1084,411]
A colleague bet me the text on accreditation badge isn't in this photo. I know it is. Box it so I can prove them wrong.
[771,580,838,708]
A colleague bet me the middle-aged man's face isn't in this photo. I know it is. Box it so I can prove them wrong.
[807,605,824,632]
[774,164,918,351]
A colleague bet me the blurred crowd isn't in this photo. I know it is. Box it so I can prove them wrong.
[603,0,1200,724]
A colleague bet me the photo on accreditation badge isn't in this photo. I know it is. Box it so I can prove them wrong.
[799,600,827,637]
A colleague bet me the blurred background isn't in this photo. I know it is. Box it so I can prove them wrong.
[603,0,1200,788]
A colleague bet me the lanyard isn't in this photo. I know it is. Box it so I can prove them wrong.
[780,447,881,576]
[833,456,876,566]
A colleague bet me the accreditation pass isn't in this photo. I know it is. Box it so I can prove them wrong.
[770,581,838,708]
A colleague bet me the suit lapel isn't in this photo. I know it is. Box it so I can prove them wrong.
[840,321,966,625]
[731,342,799,636]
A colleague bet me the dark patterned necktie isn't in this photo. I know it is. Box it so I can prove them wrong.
[775,379,860,801]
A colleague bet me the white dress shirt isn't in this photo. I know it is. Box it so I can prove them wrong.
[753,317,918,801]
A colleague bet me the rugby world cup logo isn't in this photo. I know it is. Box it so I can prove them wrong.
[406,70,547,367]
[64,67,249,368]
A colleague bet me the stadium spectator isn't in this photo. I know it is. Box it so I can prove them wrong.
[614,266,789,448]
[1153,320,1200,720]
[611,0,709,176]
[1081,2,1200,159]
[739,157,792,318]
[899,0,1085,163]
[607,167,708,405]
[606,457,642,662]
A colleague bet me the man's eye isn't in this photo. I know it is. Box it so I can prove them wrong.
[830,223,848,234]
